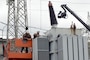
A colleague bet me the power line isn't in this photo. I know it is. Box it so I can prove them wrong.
[0,21,7,25]
[30,0,90,5]
[28,26,48,31]
[40,0,90,5]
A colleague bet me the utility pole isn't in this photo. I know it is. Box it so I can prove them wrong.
[7,0,28,39]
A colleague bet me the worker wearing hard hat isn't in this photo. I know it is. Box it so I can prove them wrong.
[33,31,40,39]
[21,27,31,53]
[70,22,76,35]
[73,23,76,35]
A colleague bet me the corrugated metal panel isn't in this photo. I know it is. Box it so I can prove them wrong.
[68,35,73,60]
[50,35,88,60]
[38,38,49,50]
[33,37,38,60]
[73,36,78,60]
[58,35,68,60]
[38,51,49,60]
[78,36,83,60]
[83,37,88,60]
[33,36,49,60]
[62,35,68,60]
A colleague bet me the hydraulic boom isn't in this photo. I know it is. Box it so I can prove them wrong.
[58,4,90,31]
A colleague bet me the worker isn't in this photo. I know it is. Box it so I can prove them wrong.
[36,31,40,37]
[21,27,31,53]
[21,32,31,53]
[73,23,76,35]
[33,33,37,39]
[33,31,40,39]
[70,21,74,34]
[70,22,76,35]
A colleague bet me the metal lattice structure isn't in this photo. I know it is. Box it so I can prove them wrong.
[7,0,28,39]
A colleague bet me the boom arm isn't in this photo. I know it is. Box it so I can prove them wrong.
[58,4,90,31]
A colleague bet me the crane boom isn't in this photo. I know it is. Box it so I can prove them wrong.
[58,4,90,31]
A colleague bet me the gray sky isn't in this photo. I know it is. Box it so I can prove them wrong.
[0,0,90,37]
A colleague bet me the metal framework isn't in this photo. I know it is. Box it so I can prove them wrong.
[7,0,28,39]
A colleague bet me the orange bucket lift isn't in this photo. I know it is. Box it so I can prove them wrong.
[4,38,32,60]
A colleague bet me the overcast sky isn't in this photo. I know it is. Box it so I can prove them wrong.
[0,0,90,37]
